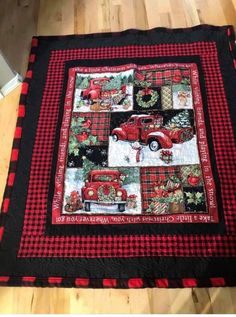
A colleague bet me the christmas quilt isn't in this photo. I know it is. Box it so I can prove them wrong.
[0,25,236,288]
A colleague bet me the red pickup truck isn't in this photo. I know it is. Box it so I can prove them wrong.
[81,170,127,212]
[111,114,193,151]
[81,77,126,101]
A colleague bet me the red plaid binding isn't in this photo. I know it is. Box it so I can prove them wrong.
[0,275,233,288]
[0,37,38,242]
[227,26,236,69]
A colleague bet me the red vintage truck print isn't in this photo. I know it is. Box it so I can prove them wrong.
[111,114,193,151]
[81,77,126,101]
[81,170,127,212]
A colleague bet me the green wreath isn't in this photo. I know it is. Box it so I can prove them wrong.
[97,185,116,202]
[136,89,159,108]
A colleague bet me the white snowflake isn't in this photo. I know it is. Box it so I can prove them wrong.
[101,149,107,156]
[86,148,93,155]
[102,161,108,167]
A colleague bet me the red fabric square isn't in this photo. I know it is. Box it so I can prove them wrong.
[29,54,36,63]
[14,127,22,139]
[75,278,90,287]
[22,276,36,283]
[10,149,19,162]
[155,279,169,288]
[31,37,38,47]
[210,277,226,286]
[2,198,10,213]
[48,277,63,284]
[26,70,33,79]
[18,105,25,117]
[128,278,143,288]
[182,278,197,287]
[0,227,5,242]
[102,279,117,287]
[0,276,9,282]
[7,173,15,186]
[21,83,29,95]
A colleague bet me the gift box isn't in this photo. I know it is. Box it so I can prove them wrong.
[126,194,137,209]
[160,150,173,164]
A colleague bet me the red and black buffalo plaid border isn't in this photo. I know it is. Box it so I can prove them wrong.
[0,25,236,288]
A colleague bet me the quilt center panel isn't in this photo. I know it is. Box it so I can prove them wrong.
[51,63,218,225]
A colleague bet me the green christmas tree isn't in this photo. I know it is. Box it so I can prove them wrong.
[128,74,133,83]
[102,75,122,91]
[79,76,90,89]
[75,75,83,88]
[82,158,98,181]
[165,110,191,129]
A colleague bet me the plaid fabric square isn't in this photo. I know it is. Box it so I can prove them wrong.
[145,68,190,86]
[76,112,110,143]
[141,167,180,210]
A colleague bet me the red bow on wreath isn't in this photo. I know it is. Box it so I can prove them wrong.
[141,87,152,96]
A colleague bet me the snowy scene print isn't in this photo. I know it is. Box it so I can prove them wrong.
[172,84,193,109]
[108,110,199,167]
[63,164,142,215]
[73,70,133,112]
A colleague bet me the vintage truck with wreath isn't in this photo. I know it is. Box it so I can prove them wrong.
[111,114,193,151]
[81,170,127,212]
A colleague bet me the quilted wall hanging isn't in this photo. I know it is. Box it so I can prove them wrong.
[0,25,236,288]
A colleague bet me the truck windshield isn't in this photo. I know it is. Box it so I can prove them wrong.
[91,175,118,182]
[142,118,153,124]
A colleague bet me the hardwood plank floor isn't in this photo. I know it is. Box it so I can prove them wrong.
[0,0,236,313]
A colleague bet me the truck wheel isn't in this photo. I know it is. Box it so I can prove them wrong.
[149,139,160,152]
[118,203,125,212]
[112,134,119,142]
[84,202,91,212]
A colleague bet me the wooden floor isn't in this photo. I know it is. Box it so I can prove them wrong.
[0,0,236,313]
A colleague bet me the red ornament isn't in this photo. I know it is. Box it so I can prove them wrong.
[141,87,152,96]
[76,131,88,142]
[173,70,182,83]
[187,175,200,186]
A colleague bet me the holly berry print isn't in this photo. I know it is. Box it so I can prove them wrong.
[68,116,98,157]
